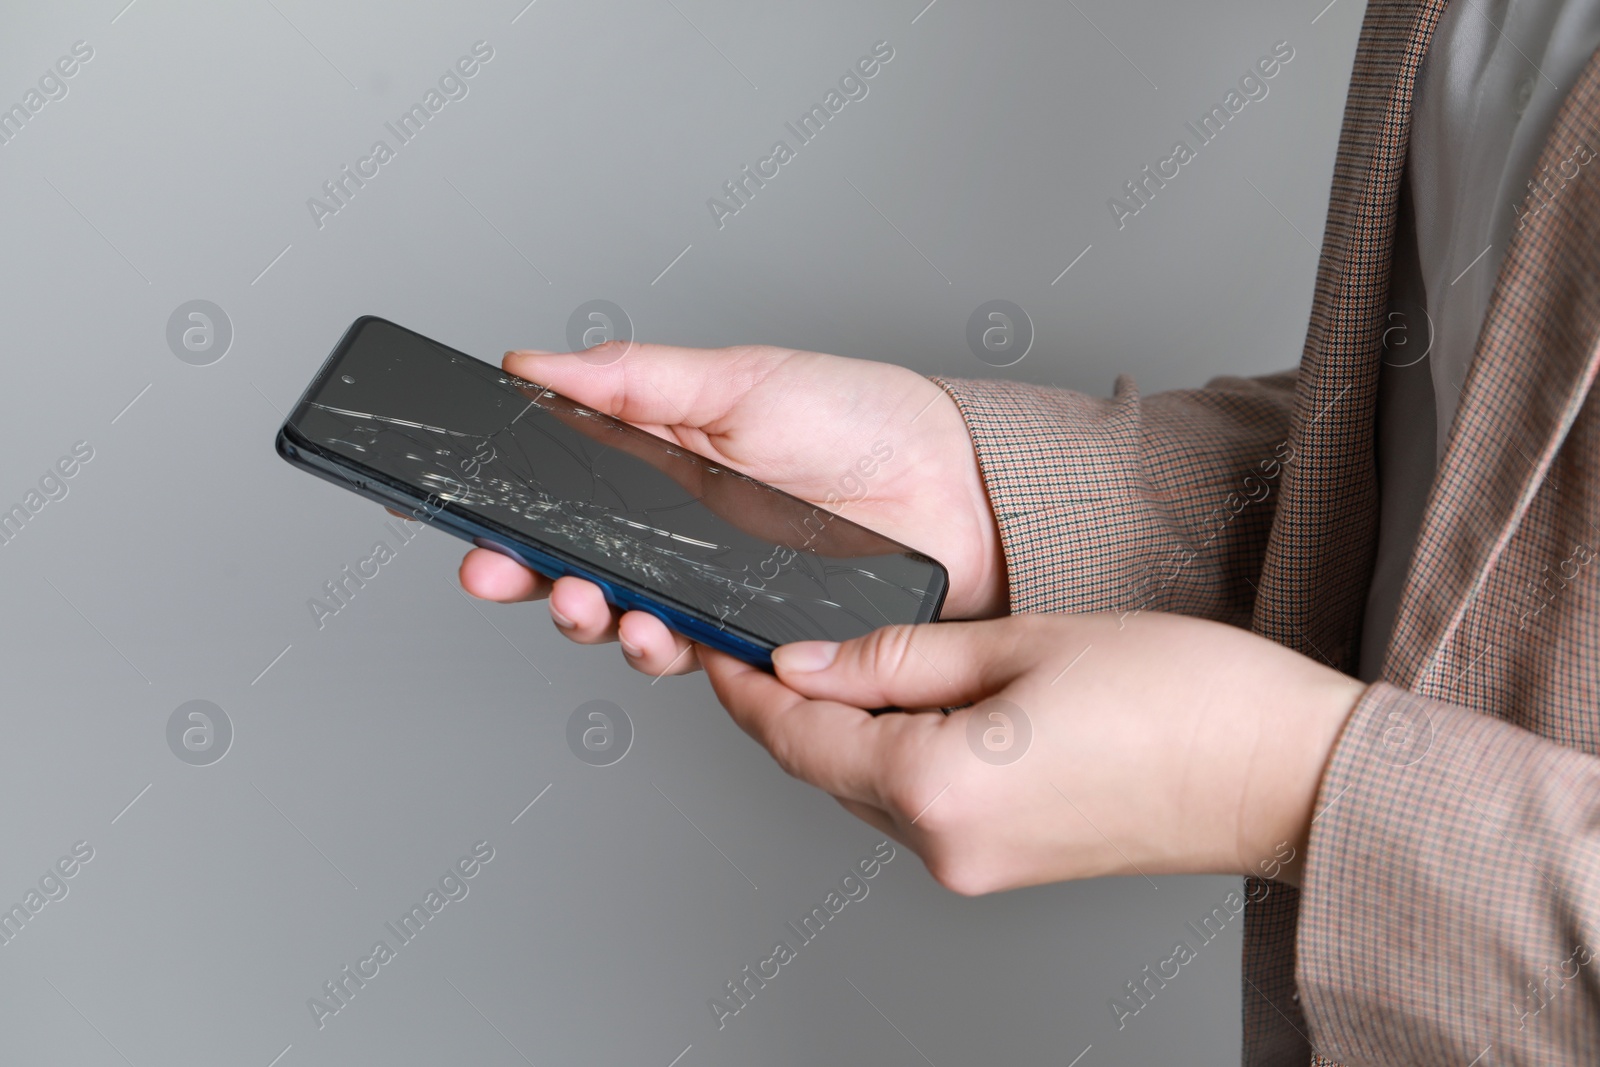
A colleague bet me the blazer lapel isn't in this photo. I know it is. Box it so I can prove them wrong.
[1243,5,1446,1066]
[1384,49,1600,696]
[1250,0,1447,674]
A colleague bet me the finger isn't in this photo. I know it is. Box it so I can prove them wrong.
[547,576,621,643]
[770,620,1034,710]
[615,611,700,675]
[701,647,916,807]
[535,388,891,553]
[503,343,791,429]
[459,547,551,603]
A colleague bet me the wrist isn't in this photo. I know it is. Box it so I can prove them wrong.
[1273,672,1368,887]
[1237,662,1367,887]
[970,513,1010,618]
[957,440,1009,618]
[933,388,1010,619]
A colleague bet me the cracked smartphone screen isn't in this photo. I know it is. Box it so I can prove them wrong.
[283,319,945,648]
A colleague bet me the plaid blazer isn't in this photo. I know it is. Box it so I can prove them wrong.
[936,2,1600,1063]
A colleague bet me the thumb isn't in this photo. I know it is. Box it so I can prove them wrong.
[771,621,1028,710]
[503,343,781,429]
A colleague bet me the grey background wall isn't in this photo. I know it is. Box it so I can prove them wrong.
[0,1,1364,1064]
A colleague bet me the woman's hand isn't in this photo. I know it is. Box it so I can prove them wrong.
[456,342,1007,676]
[702,611,1367,893]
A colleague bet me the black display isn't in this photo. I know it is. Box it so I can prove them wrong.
[278,318,947,660]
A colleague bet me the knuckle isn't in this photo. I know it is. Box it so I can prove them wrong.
[727,342,781,364]
[861,625,919,683]
[882,771,965,837]
[764,730,805,780]
[881,776,928,824]
[924,851,991,897]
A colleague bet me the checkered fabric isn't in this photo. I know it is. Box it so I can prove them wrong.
[935,1,1600,1062]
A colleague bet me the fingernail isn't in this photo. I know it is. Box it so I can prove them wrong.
[506,348,556,357]
[550,606,577,629]
[773,641,839,673]
[618,636,644,658]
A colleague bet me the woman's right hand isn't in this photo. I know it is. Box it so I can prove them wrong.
[455,341,1008,676]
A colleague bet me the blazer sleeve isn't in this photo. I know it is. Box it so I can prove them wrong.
[1297,682,1600,1063]
[933,369,1298,627]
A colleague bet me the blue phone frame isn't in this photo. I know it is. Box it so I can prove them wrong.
[275,317,949,672]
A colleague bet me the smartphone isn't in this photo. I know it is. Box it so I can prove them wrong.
[275,316,948,670]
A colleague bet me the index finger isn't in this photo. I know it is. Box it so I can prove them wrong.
[504,343,789,429]
[536,393,895,554]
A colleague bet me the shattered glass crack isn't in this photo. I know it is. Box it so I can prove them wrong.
[286,322,937,646]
